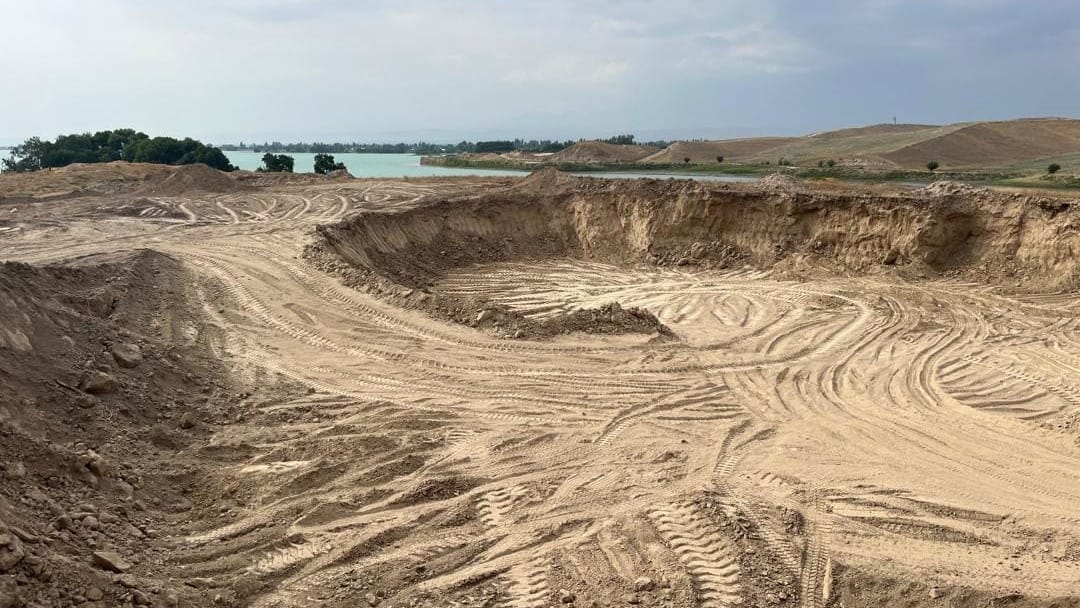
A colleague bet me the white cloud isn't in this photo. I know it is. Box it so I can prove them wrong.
[504,56,629,86]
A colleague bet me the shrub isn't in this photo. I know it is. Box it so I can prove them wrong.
[259,153,294,173]
[314,153,346,175]
[716,155,724,163]
[683,157,691,164]
[826,159,836,168]
[1048,163,1062,174]
[927,161,940,171]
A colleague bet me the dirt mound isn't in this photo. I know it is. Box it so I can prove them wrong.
[758,172,803,192]
[134,163,241,196]
[510,166,585,194]
[0,161,246,201]
[0,250,234,608]
[549,141,659,163]
[0,162,173,200]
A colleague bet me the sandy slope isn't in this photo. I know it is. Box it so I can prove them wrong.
[1,166,1080,608]
[641,118,1080,170]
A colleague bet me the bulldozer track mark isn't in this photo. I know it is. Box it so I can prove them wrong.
[649,502,742,608]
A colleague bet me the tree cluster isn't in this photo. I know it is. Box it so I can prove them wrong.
[1,129,235,173]
[258,153,294,173]
[313,153,346,175]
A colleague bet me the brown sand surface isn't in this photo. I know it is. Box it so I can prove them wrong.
[1,165,1079,608]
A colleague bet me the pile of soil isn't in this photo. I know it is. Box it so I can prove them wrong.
[548,142,659,163]
[134,164,242,196]
[0,250,236,608]
[0,162,244,202]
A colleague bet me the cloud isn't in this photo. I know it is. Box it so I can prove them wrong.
[504,57,629,86]
[0,0,1077,143]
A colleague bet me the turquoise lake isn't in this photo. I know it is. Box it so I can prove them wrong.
[224,151,759,182]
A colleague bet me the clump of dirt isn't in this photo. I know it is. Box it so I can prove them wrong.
[0,250,238,608]
[134,163,242,196]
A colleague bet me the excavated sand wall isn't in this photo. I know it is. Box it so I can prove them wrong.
[316,178,1080,290]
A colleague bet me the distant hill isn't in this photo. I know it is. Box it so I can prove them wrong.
[880,119,1080,169]
[643,118,1080,170]
[640,137,799,164]
[548,141,659,163]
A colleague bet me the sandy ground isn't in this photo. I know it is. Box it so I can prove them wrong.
[1,167,1079,608]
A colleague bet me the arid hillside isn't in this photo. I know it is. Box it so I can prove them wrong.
[642,118,1080,170]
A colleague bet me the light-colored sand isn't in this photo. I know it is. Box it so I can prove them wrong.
[2,168,1079,608]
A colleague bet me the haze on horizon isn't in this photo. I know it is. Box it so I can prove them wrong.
[2,0,1078,146]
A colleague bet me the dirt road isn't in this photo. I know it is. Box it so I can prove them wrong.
[2,168,1079,608]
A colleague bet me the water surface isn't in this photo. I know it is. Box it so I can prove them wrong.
[224,151,762,183]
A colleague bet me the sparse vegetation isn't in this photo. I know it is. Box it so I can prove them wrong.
[313,153,347,175]
[1048,163,1062,175]
[827,159,836,168]
[259,153,294,173]
[927,161,940,171]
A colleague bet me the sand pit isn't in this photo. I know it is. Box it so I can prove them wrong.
[1,166,1079,608]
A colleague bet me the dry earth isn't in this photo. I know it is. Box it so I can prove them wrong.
[2,165,1080,608]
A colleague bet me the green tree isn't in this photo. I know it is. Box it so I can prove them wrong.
[313,153,346,175]
[927,161,940,171]
[1048,163,1062,174]
[1,129,234,173]
[259,153,294,173]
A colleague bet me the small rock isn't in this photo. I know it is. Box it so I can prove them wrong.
[86,587,104,601]
[3,462,26,480]
[81,371,119,395]
[0,577,18,608]
[366,592,379,606]
[179,412,197,430]
[110,342,143,368]
[626,594,641,605]
[0,530,26,573]
[92,550,132,573]
[929,587,943,599]
[633,577,655,592]
[558,589,575,604]
[132,589,152,605]
[82,516,101,531]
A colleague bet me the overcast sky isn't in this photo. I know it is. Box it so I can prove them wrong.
[2,0,1078,144]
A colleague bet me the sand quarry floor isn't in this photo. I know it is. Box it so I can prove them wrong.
[2,168,1080,608]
